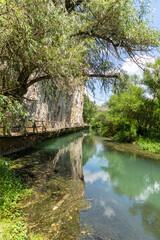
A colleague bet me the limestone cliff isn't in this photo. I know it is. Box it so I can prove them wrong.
[24,81,84,128]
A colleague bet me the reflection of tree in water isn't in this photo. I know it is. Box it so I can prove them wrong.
[82,136,97,166]
[98,147,160,240]
[99,149,160,199]
[129,203,160,240]
[39,131,84,153]
[13,137,89,239]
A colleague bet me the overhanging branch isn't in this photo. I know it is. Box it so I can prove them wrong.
[26,75,50,88]
[87,73,119,78]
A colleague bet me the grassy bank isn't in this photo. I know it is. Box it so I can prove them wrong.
[0,157,28,239]
[0,157,42,239]
[100,136,160,161]
[137,137,160,154]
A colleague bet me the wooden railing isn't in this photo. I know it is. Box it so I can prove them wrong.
[0,119,86,136]
[0,120,45,136]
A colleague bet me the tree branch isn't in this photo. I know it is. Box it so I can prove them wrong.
[26,75,50,88]
[86,73,119,78]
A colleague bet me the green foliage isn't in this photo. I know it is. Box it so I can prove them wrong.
[0,0,159,132]
[99,114,138,142]
[137,137,160,154]
[0,157,29,239]
[83,95,97,123]
[0,218,27,240]
[93,75,160,143]
[0,0,87,95]
[94,84,144,142]
[114,124,137,142]
[0,157,24,216]
[90,111,107,129]
[0,156,45,239]
[143,58,160,99]
[0,95,29,134]
[0,0,158,95]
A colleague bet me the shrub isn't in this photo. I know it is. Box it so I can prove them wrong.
[114,124,137,142]
[137,137,160,153]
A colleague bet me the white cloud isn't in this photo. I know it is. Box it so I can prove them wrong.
[84,169,110,184]
[135,181,160,201]
[104,207,116,218]
[85,54,155,105]
[122,54,155,78]
[99,200,116,218]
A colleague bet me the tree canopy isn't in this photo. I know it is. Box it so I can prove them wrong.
[0,0,159,122]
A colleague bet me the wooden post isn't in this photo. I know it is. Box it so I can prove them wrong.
[41,121,46,132]
[33,121,37,133]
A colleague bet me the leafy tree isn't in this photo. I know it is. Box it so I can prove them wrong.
[94,73,160,142]
[0,0,87,98]
[143,58,160,99]
[83,94,97,123]
[0,0,159,128]
[0,0,87,125]
[96,82,160,142]
[91,110,107,129]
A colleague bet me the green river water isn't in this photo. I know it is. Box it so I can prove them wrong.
[11,131,160,240]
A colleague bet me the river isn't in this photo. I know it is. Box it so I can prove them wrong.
[11,131,160,240]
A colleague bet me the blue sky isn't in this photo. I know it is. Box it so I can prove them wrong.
[150,0,160,29]
[88,0,160,105]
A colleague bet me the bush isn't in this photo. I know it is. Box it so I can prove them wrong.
[114,124,137,142]
[91,111,107,128]
[137,137,160,153]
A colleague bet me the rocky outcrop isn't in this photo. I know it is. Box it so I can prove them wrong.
[24,81,84,128]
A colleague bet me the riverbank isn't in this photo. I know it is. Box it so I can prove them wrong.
[101,137,160,161]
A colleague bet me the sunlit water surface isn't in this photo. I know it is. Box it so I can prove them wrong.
[12,132,160,240]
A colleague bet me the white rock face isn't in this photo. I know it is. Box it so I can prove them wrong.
[24,81,84,129]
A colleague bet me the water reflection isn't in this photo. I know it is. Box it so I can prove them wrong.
[12,134,89,240]
[81,136,160,240]
[11,133,160,240]
[82,136,97,166]
[130,203,160,240]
